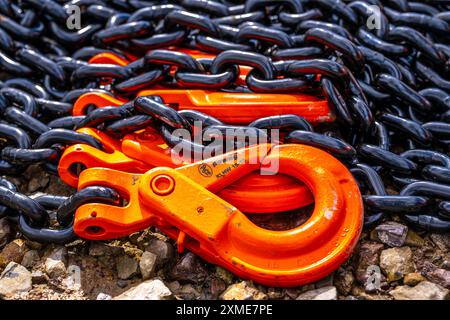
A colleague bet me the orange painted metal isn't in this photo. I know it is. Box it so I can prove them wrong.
[73,91,333,124]
[58,128,149,187]
[121,129,314,213]
[74,143,363,287]
[88,53,129,66]
[138,89,332,124]
[59,127,314,213]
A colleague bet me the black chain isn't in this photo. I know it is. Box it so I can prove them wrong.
[0,0,449,242]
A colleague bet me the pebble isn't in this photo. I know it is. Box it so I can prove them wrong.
[424,268,450,289]
[380,247,415,282]
[220,281,268,300]
[62,265,82,290]
[404,273,426,286]
[442,255,450,271]
[116,255,139,280]
[145,238,174,268]
[215,266,234,285]
[266,288,284,299]
[430,234,450,251]
[375,222,408,247]
[404,230,425,247]
[296,286,337,300]
[116,279,128,288]
[354,242,385,284]
[113,279,173,300]
[285,288,299,299]
[31,270,48,284]
[21,250,40,269]
[390,281,449,300]
[89,242,123,257]
[0,218,11,248]
[0,262,32,298]
[44,246,68,278]
[139,251,157,280]
[209,278,226,299]
[0,239,27,268]
[97,293,112,300]
[334,269,355,295]
[169,252,208,283]
[174,284,201,300]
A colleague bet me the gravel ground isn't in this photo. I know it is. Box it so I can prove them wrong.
[0,166,449,300]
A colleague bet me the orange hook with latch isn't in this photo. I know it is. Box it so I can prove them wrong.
[74,143,363,287]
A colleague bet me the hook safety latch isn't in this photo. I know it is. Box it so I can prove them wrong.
[74,143,363,287]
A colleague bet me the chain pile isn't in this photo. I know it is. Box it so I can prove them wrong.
[0,0,449,244]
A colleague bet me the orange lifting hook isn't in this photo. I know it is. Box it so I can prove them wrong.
[59,128,314,213]
[74,143,363,287]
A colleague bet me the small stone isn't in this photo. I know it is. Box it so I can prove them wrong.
[116,280,128,288]
[89,242,123,256]
[167,281,181,292]
[113,279,173,300]
[404,273,426,286]
[380,247,415,282]
[175,284,201,300]
[442,256,450,271]
[296,286,337,300]
[369,229,379,241]
[116,255,139,280]
[375,222,408,247]
[139,251,157,280]
[62,265,82,290]
[21,250,40,268]
[215,266,234,284]
[354,242,385,284]
[220,281,268,300]
[424,268,450,289]
[169,252,208,283]
[97,293,112,300]
[44,246,67,278]
[266,288,284,299]
[285,288,299,299]
[0,262,32,298]
[390,281,449,300]
[0,239,27,268]
[404,230,425,247]
[0,218,11,248]
[210,278,226,299]
[334,269,355,295]
[430,234,450,251]
[145,238,174,268]
[31,270,48,284]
